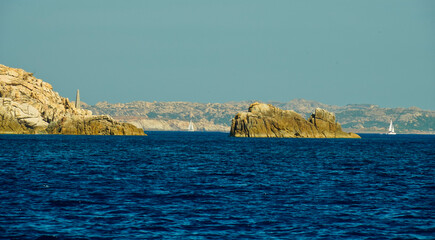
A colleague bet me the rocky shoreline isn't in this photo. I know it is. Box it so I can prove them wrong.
[0,64,145,135]
[2,64,432,135]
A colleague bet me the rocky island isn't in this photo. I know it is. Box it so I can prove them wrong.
[230,102,360,138]
[0,64,145,135]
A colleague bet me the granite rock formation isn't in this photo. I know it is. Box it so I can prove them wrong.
[230,102,360,138]
[0,64,145,135]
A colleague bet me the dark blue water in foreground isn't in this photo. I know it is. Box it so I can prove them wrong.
[0,132,434,239]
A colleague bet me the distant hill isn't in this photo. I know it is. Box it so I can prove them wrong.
[84,99,435,134]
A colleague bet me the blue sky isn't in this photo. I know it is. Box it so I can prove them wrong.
[1,0,434,109]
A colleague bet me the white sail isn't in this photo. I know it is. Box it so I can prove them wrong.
[188,120,194,132]
[387,119,396,135]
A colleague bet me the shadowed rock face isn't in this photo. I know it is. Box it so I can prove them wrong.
[0,64,145,135]
[230,102,360,138]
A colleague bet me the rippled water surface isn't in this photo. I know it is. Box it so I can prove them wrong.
[0,132,434,239]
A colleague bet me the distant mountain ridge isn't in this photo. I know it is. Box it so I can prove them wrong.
[83,99,435,134]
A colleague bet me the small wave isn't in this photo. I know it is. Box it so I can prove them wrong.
[49,200,96,207]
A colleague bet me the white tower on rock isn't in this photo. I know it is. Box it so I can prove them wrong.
[75,89,80,109]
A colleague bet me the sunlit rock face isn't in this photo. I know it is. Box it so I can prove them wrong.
[0,64,145,135]
[230,102,360,138]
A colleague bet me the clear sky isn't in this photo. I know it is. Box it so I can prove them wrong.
[1,0,434,109]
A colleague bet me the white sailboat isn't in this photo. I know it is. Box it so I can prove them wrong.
[187,120,195,132]
[387,119,396,135]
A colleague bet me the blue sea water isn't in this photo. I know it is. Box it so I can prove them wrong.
[0,132,434,240]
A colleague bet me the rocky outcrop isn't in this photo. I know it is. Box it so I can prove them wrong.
[230,102,360,138]
[0,64,145,135]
